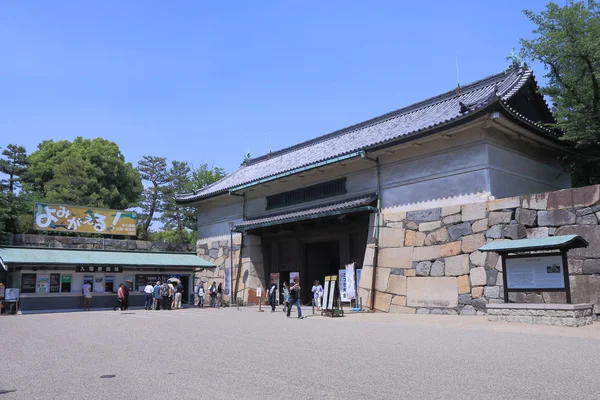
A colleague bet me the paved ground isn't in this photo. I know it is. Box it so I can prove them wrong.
[2,306,600,399]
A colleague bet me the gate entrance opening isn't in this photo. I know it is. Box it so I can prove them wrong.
[304,241,340,304]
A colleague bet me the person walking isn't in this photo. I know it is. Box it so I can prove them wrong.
[82,280,92,311]
[268,278,278,312]
[175,280,184,309]
[209,282,217,307]
[216,282,223,308]
[153,281,161,310]
[287,277,303,319]
[312,280,324,311]
[144,282,154,310]
[196,281,205,308]
[160,281,170,310]
[122,281,130,310]
[282,281,290,314]
[114,283,124,311]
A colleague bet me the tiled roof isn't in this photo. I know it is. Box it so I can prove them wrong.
[234,194,377,231]
[177,67,538,203]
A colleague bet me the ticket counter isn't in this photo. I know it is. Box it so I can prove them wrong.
[0,246,214,312]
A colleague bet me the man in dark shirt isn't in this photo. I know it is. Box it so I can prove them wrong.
[122,281,130,310]
[287,277,303,319]
[175,282,184,309]
[267,278,278,312]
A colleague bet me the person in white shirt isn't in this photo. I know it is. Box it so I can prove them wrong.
[312,280,324,311]
[144,282,154,310]
[196,281,205,308]
[82,281,92,311]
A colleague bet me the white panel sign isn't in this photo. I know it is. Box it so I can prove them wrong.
[345,263,356,300]
[256,287,262,297]
[322,279,330,310]
[327,279,336,310]
[505,255,565,290]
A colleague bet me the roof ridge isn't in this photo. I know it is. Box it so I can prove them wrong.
[247,69,518,165]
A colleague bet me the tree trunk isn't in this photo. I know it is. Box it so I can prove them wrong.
[143,183,158,239]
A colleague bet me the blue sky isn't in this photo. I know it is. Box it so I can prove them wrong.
[1,0,550,174]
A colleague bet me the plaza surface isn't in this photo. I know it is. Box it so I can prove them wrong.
[1,307,600,400]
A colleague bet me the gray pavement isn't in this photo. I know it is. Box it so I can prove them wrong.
[1,306,600,399]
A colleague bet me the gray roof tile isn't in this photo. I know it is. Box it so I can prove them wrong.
[178,68,534,203]
[235,194,377,230]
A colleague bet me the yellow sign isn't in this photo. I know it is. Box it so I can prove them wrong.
[33,203,137,236]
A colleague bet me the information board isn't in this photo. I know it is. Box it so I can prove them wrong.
[345,263,356,300]
[21,273,36,293]
[505,255,565,290]
[338,269,349,302]
[322,277,331,310]
[50,274,61,293]
[327,276,337,310]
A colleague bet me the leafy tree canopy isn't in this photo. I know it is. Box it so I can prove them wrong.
[137,155,169,239]
[521,0,600,185]
[25,137,142,209]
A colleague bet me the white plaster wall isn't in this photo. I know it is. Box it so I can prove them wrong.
[487,144,570,198]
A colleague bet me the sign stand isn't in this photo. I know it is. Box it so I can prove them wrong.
[321,275,344,318]
[257,287,263,312]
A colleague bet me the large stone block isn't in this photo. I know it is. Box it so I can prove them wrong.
[471,297,488,311]
[489,211,512,226]
[375,268,392,292]
[470,267,487,286]
[448,222,472,241]
[462,202,487,222]
[503,224,527,240]
[471,286,484,298]
[457,274,470,294]
[576,214,598,225]
[441,205,461,217]
[379,227,406,248]
[538,210,576,227]
[407,208,442,222]
[374,291,393,312]
[407,277,458,308]
[404,230,417,247]
[572,185,600,208]
[379,247,414,269]
[488,196,521,211]
[440,241,462,257]
[555,225,600,258]
[484,286,500,299]
[472,219,489,233]
[413,245,442,261]
[442,214,461,225]
[583,259,600,275]
[461,233,486,253]
[389,305,415,314]
[516,208,537,227]
[527,227,549,239]
[419,221,442,232]
[569,258,583,275]
[392,295,406,305]
[522,192,548,210]
[358,266,373,289]
[486,225,503,239]
[430,260,445,277]
[384,211,407,222]
[363,247,375,267]
[445,254,469,276]
[469,251,486,267]
[387,275,407,296]
[424,227,448,245]
[416,261,432,276]
[487,269,498,286]
[547,189,574,210]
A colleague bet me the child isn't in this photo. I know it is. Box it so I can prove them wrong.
[282,281,290,314]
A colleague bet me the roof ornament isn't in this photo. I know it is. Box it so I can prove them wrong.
[241,150,251,166]
[505,48,527,72]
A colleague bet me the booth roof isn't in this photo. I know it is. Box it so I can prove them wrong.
[0,246,215,268]
[478,235,589,253]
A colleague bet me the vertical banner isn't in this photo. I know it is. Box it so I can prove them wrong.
[345,263,356,300]
[356,269,362,293]
[338,269,349,302]
[224,267,231,295]
[327,276,337,310]
[322,276,331,310]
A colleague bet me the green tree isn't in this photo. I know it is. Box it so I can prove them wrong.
[0,144,27,193]
[25,137,142,208]
[521,0,600,185]
[161,160,192,243]
[0,191,29,238]
[137,156,169,240]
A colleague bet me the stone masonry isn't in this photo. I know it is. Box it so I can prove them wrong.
[358,185,600,315]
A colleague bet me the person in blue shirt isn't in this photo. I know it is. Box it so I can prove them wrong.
[153,281,161,310]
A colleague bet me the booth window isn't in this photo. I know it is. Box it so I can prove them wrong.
[105,276,114,292]
[61,275,72,292]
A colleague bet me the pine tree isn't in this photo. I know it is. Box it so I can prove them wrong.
[0,144,27,193]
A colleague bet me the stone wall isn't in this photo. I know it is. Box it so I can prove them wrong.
[196,233,266,304]
[358,185,600,315]
[9,233,195,252]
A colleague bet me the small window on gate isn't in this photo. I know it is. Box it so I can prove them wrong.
[266,178,347,210]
